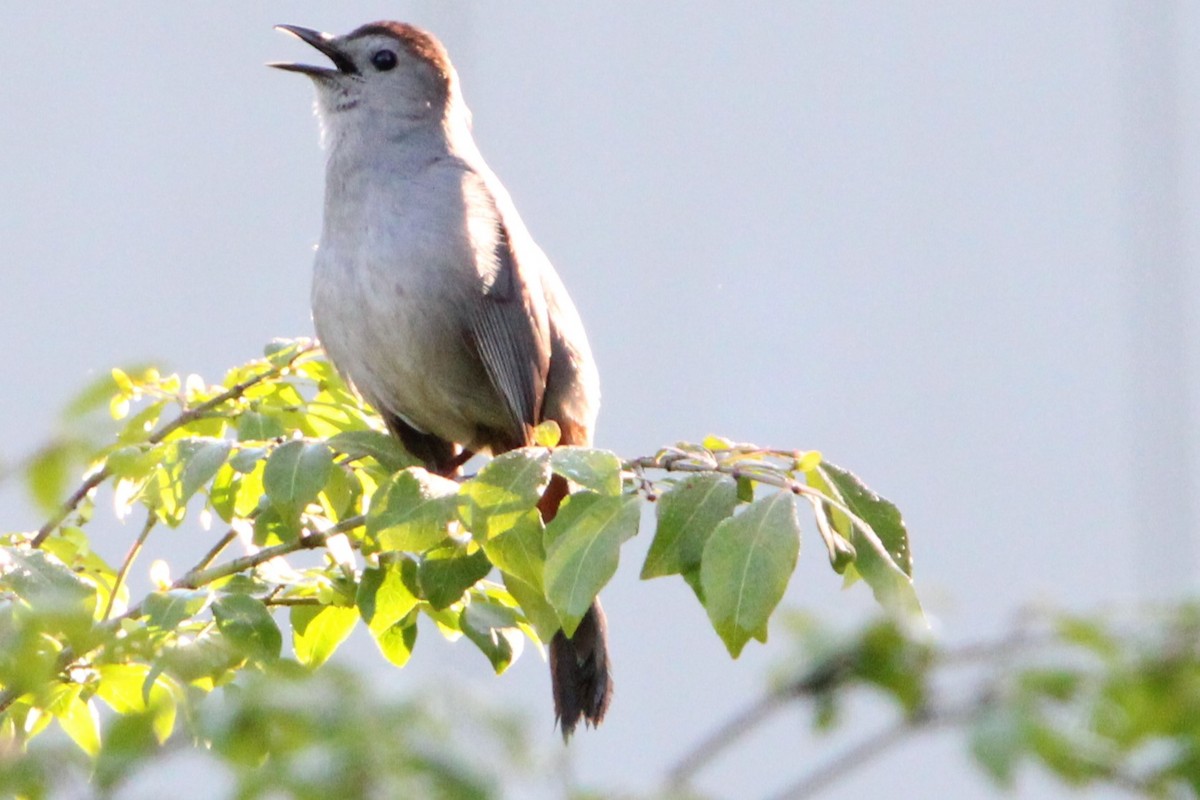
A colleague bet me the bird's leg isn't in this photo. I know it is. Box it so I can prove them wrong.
[437,447,476,478]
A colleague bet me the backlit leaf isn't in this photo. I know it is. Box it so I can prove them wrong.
[328,429,417,472]
[700,491,800,657]
[236,411,285,442]
[48,685,101,757]
[366,468,459,553]
[462,599,524,673]
[550,447,623,496]
[418,548,492,610]
[263,440,332,516]
[179,439,232,503]
[291,604,358,668]
[458,449,550,541]
[806,463,922,621]
[482,511,545,592]
[143,589,209,631]
[641,473,738,580]
[212,594,281,663]
[357,560,419,634]
[373,620,418,668]
[544,493,639,636]
[26,443,72,513]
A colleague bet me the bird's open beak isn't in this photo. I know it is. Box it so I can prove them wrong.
[268,25,359,77]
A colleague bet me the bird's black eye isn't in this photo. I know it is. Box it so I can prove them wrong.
[371,49,398,71]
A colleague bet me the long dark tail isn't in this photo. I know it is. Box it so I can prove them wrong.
[539,473,614,739]
[550,599,612,739]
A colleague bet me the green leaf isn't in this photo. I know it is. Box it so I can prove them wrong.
[356,560,419,635]
[550,447,623,496]
[544,493,639,636]
[970,704,1026,787]
[418,548,492,610]
[115,399,168,445]
[94,664,177,744]
[26,442,73,513]
[854,619,930,714]
[1055,615,1119,660]
[373,620,418,667]
[462,599,523,673]
[291,604,359,668]
[700,491,800,657]
[105,445,158,481]
[423,605,464,641]
[641,473,738,580]
[1,548,98,648]
[807,463,922,621]
[819,463,911,575]
[48,685,101,757]
[212,594,281,663]
[141,438,230,526]
[63,369,125,419]
[482,511,546,592]
[327,429,417,472]
[318,462,362,522]
[366,468,460,553]
[229,447,267,474]
[179,438,232,502]
[263,440,333,516]
[232,460,266,519]
[502,572,560,644]
[209,463,239,523]
[532,420,561,447]
[458,449,550,541]
[1027,722,1096,784]
[95,712,159,791]
[253,504,301,546]
[143,589,209,630]
[236,411,285,441]
[1018,668,1081,702]
[157,629,243,686]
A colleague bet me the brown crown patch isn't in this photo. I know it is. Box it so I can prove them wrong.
[348,21,454,83]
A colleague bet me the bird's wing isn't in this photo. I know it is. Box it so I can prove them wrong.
[466,188,551,440]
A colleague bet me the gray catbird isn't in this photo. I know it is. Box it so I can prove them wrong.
[272,21,611,738]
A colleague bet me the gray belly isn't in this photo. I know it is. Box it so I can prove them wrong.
[311,246,511,448]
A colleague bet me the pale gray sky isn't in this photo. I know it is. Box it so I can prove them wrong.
[2,3,1198,798]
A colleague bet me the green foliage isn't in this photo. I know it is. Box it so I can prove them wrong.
[0,663,529,799]
[753,608,1200,798]
[699,492,801,657]
[0,340,916,790]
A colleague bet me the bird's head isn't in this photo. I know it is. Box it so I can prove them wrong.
[271,22,461,142]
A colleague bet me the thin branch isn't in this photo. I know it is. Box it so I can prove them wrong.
[118,514,364,622]
[30,468,111,549]
[193,529,238,572]
[764,716,916,800]
[174,514,364,590]
[667,690,788,787]
[29,342,318,548]
[264,596,322,607]
[101,513,156,621]
[766,701,980,800]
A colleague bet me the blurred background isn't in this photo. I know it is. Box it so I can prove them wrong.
[2,2,1198,797]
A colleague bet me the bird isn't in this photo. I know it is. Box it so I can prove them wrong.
[271,21,611,738]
